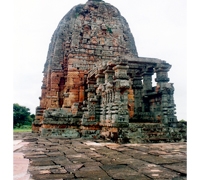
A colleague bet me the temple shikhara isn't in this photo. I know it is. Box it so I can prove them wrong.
[32,0,186,143]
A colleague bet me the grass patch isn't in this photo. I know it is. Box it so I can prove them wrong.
[13,128,32,133]
[13,125,32,133]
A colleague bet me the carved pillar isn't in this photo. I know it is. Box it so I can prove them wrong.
[95,71,105,124]
[127,88,134,118]
[103,66,115,124]
[155,63,170,124]
[95,71,105,85]
[87,78,96,120]
[160,83,177,125]
[81,77,99,125]
[104,66,114,84]
[155,63,177,125]
[131,68,143,122]
[142,66,154,92]
[112,64,130,125]
[140,67,154,113]
[155,63,170,85]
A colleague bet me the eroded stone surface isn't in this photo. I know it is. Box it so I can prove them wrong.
[32,0,186,143]
[13,140,30,180]
[14,132,187,180]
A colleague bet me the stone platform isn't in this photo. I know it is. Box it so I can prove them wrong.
[14,132,186,180]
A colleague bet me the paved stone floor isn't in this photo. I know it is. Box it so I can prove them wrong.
[13,139,30,180]
[13,132,187,180]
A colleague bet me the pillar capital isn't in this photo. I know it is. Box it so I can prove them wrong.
[155,63,171,83]
[155,63,171,73]
[141,65,154,75]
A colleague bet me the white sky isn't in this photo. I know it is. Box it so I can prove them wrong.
[12,0,187,120]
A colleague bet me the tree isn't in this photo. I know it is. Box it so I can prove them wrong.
[13,103,34,128]
[179,119,186,122]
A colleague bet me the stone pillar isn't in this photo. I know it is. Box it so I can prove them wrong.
[155,63,170,124]
[160,83,177,125]
[155,63,170,86]
[81,77,99,125]
[104,66,114,84]
[131,69,143,122]
[140,67,154,113]
[127,87,134,118]
[114,89,121,102]
[95,72,105,85]
[155,63,177,126]
[142,67,154,92]
[103,66,115,124]
[112,64,130,125]
[86,78,97,121]
[95,71,105,124]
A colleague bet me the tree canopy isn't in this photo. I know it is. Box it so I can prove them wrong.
[13,103,35,128]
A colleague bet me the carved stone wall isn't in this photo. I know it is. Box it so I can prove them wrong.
[32,0,186,143]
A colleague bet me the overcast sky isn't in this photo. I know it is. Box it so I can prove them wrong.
[13,0,187,120]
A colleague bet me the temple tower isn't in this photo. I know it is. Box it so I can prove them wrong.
[33,0,138,132]
[32,0,185,143]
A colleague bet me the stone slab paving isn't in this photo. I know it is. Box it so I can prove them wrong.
[13,138,30,180]
[14,132,186,180]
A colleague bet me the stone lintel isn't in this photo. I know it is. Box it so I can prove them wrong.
[95,73,105,78]
[142,70,154,76]
[103,69,114,74]
[86,80,96,84]
[155,63,171,72]
[128,57,165,64]
[113,65,129,70]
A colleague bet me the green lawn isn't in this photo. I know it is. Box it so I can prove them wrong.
[13,128,32,133]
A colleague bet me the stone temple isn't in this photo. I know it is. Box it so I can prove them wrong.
[32,0,186,143]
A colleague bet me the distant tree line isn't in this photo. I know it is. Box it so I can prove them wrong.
[13,103,35,128]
